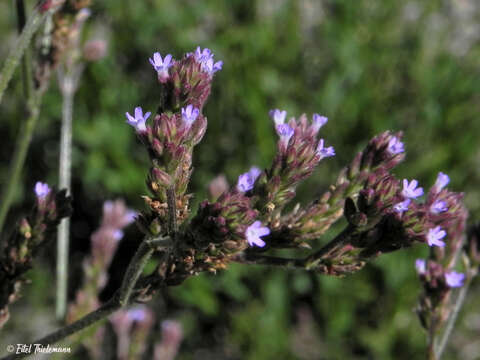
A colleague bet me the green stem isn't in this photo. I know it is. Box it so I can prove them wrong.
[435,279,472,359]
[0,6,49,105]
[0,236,172,359]
[56,74,76,320]
[0,93,43,235]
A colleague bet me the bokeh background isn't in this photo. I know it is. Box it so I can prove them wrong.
[1,0,480,359]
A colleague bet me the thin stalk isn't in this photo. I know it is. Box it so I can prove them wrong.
[0,93,42,234]
[0,5,49,105]
[435,279,471,359]
[55,75,75,320]
[0,236,171,359]
[16,0,34,102]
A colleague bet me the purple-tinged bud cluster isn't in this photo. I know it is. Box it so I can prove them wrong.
[126,106,150,132]
[68,200,135,327]
[1,183,72,328]
[249,112,336,215]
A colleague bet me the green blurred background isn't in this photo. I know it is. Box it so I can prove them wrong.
[1,0,479,359]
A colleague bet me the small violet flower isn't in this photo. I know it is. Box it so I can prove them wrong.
[311,114,328,133]
[401,179,424,199]
[415,259,426,275]
[128,308,147,322]
[193,47,222,75]
[393,198,411,214]
[237,166,262,192]
[269,109,287,126]
[181,104,200,128]
[202,58,223,75]
[276,124,294,146]
[434,172,450,192]
[427,226,446,247]
[430,200,448,214]
[113,230,124,242]
[445,271,465,288]
[387,136,405,155]
[245,221,270,247]
[316,139,335,159]
[34,181,51,198]
[126,107,151,132]
[149,52,173,81]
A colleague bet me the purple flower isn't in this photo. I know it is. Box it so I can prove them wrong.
[276,124,294,146]
[34,181,51,198]
[269,109,287,126]
[202,58,223,75]
[126,107,151,132]
[434,172,450,192]
[387,136,405,155]
[393,198,411,213]
[445,271,465,288]
[311,114,328,133]
[237,166,262,192]
[316,139,335,159]
[430,200,448,214]
[401,179,424,199]
[113,230,124,241]
[192,47,222,75]
[181,104,200,128]
[415,259,426,275]
[194,47,213,62]
[427,226,446,247]
[128,308,147,322]
[245,221,270,247]
[149,52,173,81]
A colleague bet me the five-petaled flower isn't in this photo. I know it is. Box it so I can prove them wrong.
[192,47,223,75]
[149,52,173,82]
[237,167,262,192]
[387,136,405,155]
[427,226,446,247]
[311,114,328,133]
[316,139,335,159]
[181,104,200,128]
[269,109,287,126]
[401,179,424,199]
[434,172,450,192]
[430,200,448,214]
[126,107,151,132]
[245,220,270,247]
[34,181,51,198]
[276,124,294,146]
[445,271,465,288]
[393,199,411,213]
[415,259,426,275]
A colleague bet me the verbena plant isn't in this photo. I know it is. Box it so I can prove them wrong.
[0,1,478,359]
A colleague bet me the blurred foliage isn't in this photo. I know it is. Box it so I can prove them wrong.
[1,0,480,359]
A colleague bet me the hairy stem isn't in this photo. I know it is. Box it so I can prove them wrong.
[0,236,171,359]
[0,93,43,235]
[56,74,75,320]
[1,296,120,360]
[435,278,472,359]
[0,4,51,105]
